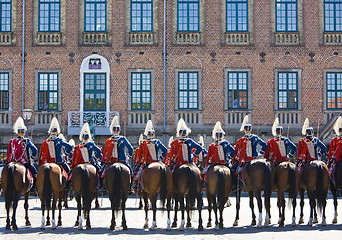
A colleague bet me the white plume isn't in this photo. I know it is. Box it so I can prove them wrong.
[272,117,280,137]
[302,118,310,136]
[48,117,60,134]
[333,116,342,135]
[168,136,173,148]
[144,120,154,136]
[176,118,191,137]
[212,121,225,139]
[240,115,249,132]
[199,136,205,147]
[13,117,27,133]
[58,133,66,141]
[110,116,120,134]
[138,134,144,144]
[79,122,92,141]
[69,139,75,147]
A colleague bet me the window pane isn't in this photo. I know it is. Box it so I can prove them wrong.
[278,72,298,109]
[131,72,151,110]
[84,73,106,111]
[38,0,60,32]
[0,72,9,109]
[0,1,11,32]
[177,0,199,31]
[178,72,198,109]
[276,0,297,32]
[327,72,342,109]
[226,0,248,32]
[85,0,106,32]
[228,71,248,109]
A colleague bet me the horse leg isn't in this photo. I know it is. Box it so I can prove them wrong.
[150,194,157,231]
[5,197,11,230]
[143,191,149,229]
[277,191,285,227]
[299,188,305,224]
[11,194,20,230]
[291,193,297,227]
[212,195,219,230]
[197,193,203,231]
[166,194,172,231]
[24,192,31,226]
[313,192,318,224]
[178,194,185,231]
[46,206,51,226]
[86,207,91,230]
[94,190,100,209]
[58,192,63,226]
[233,189,241,226]
[185,196,192,228]
[121,195,128,230]
[255,190,263,228]
[249,191,256,226]
[207,195,212,228]
[322,195,327,226]
[331,182,338,224]
[109,194,116,230]
[75,194,83,229]
[51,197,57,229]
[307,191,315,226]
[63,188,69,209]
[172,195,178,228]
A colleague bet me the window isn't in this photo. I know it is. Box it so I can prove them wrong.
[0,0,11,32]
[84,0,106,32]
[177,0,199,31]
[228,72,248,109]
[324,0,342,32]
[84,73,106,111]
[275,0,297,32]
[326,72,342,109]
[0,72,9,109]
[131,0,153,32]
[38,0,60,32]
[38,73,58,111]
[131,72,151,110]
[178,72,198,109]
[226,0,248,32]
[278,72,298,109]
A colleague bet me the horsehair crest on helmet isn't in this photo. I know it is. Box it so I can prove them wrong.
[302,118,310,136]
[144,120,154,136]
[176,118,191,137]
[110,116,120,134]
[240,115,249,132]
[168,136,173,148]
[69,138,76,147]
[272,117,280,137]
[48,117,61,134]
[212,121,225,139]
[58,133,66,141]
[138,134,144,144]
[199,135,205,147]
[13,117,27,133]
[333,116,342,135]
[80,122,92,141]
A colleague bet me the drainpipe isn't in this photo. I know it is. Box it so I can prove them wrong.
[163,0,167,144]
[21,0,25,111]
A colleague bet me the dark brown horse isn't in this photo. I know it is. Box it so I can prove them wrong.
[274,161,299,227]
[140,162,173,230]
[37,163,65,230]
[233,158,273,228]
[71,163,98,230]
[206,164,233,230]
[104,162,130,230]
[1,162,32,230]
[298,160,329,226]
[172,164,203,231]
[330,161,342,223]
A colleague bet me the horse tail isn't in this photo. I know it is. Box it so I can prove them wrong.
[187,166,197,208]
[287,163,297,206]
[217,168,226,208]
[159,165,167,207]
[5,164,15,208]
[112,165,122,210]
[81,165,90,217]
[263,161,272,209]
[43,166,52,209]
[316,163,327,214]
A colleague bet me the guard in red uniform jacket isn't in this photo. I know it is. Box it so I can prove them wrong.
[140,120,167,166]
[297,118,326,164]
[329,116,342,166]
[206,121,235,168]
[7,117,38,178]
[170,118,203,168]
[264,117,297,165]
[163,136,173,167]
[133,134,144,173]
[39,117,73,174]
[232,116,267,170]
[192,136,208,165]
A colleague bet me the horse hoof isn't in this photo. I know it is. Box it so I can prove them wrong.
[219,222,224,229]
[256,224,262,229]
[322,219,327,226]
[12,225,18,231]
[206,222,212,228]
[143,223,149,229]
[171,222,177,228]
[278,218,282,224]
[166,228,171,231]
[122,225,128,231]
[214,224,219,231]
[46,221,51,226]
[332,218,337,224]
[86,225,91,230]
[313,218,318,224]
[52,227,57,230]
[279,222,284,227]
[233,220,238,227]
[198,225,203,231]
[307,219,313,227]
[251,219,256,226]
[298,218,304,224]
[186,222,192,228]
[40,227,45,230]
[26,220,31,226]
[6,225,11,230]
[58,220,62,227]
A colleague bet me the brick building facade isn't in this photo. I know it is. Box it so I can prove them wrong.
[0,0,341,158]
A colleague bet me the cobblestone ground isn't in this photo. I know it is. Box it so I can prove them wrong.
[1,193,342,240]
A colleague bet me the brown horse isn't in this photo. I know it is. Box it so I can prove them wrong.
[104,162,130,230]
[71,163,98,230]
[206,164,233,230]
[233,158,273,228]
[330,161,342,223]
[141,162,173,230]
[298,160,329,226]
[36,163,65,230]
[274,161,299,227]
[172,164,203,231]
[1,162,32,230]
